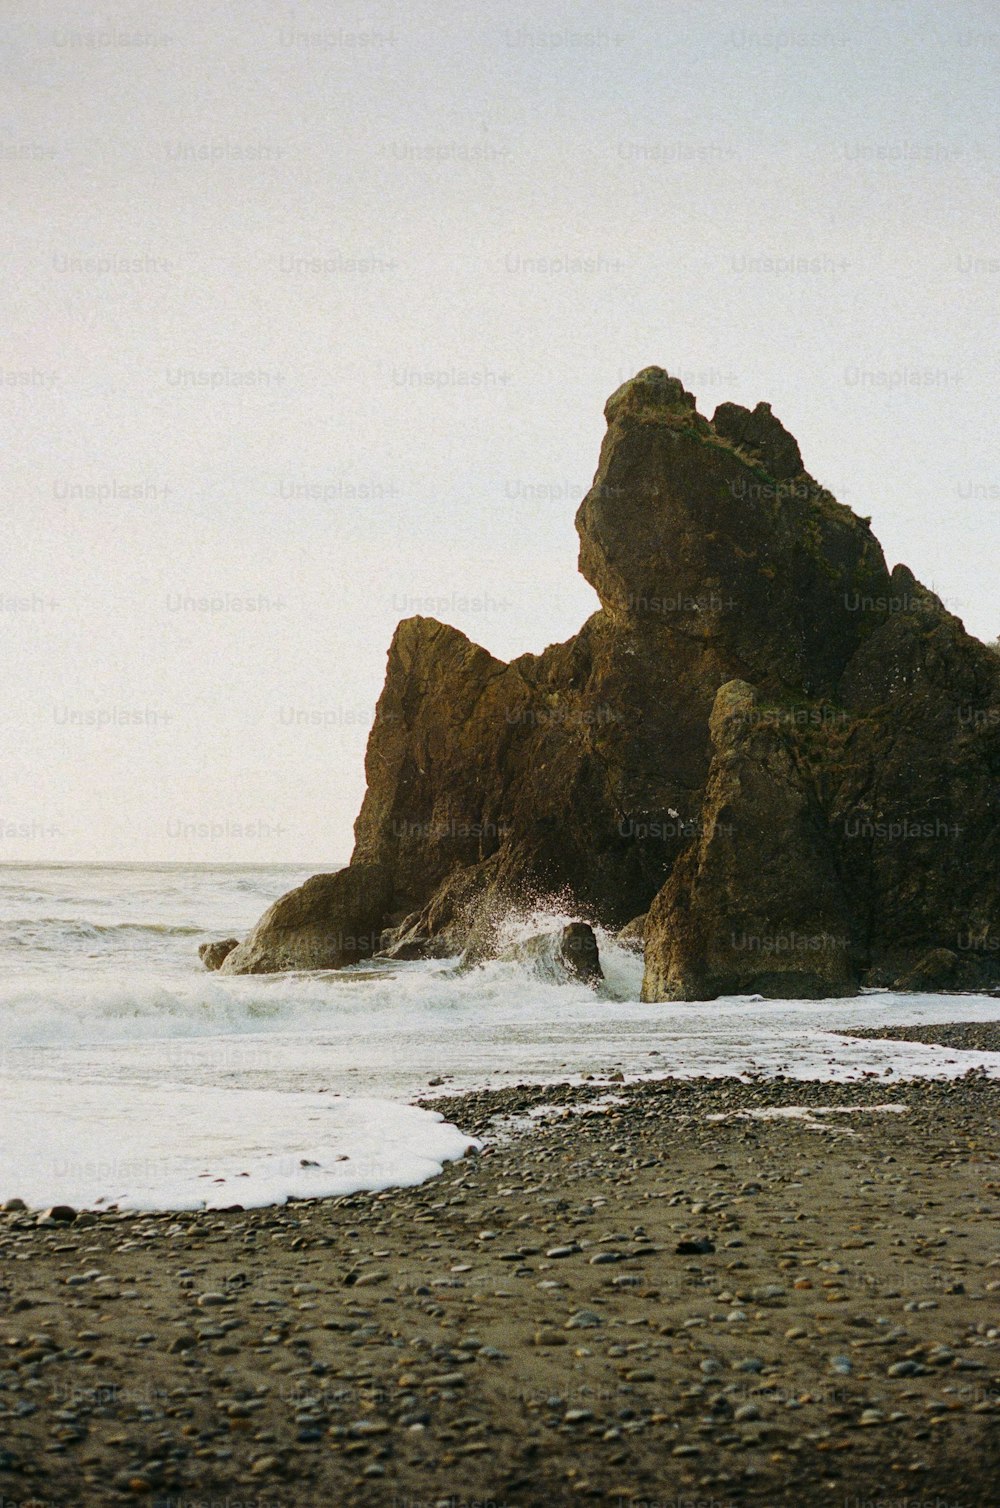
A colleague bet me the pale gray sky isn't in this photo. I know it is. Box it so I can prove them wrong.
[3,0,998,861]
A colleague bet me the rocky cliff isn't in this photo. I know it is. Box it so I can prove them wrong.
[221,368,1000,998]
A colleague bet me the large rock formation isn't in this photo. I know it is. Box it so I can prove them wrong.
[222,368,1000,997]
[641,681,856,1000]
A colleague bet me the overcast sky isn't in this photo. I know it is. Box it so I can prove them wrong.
[3,0,998,862]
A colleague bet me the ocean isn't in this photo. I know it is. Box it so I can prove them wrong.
[1,861,998,1213]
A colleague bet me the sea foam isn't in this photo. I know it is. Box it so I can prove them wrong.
[1,863,998,1212]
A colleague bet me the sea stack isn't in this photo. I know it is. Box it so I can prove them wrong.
[220,368,1000,999]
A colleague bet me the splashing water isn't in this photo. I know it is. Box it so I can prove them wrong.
[0,862,997,1210]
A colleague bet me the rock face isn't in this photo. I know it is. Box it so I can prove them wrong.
[223,368,1000,996]
[641,681,856,1001]
[889,947,993,994]
[198,938,240,971]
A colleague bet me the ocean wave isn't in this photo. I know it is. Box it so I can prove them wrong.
[0,933,645,1050]
[2,917,205,934]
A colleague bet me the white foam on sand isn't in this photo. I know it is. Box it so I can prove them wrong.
[1,1079,477,1211]
[2,877,999,1211]
[706,1103,910,1134]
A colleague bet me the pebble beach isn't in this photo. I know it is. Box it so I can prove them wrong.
[2,1029,998,1507]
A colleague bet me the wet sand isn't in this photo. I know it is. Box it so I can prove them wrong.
[837,1020,1000,1054]
[1,1071,998,1507]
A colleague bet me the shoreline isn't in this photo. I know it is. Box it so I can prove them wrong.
[1,1066,998,1506]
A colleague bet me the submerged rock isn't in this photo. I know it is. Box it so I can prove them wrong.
[461,921,603,987]
[198,937,240,971]
[222,367,1000,997]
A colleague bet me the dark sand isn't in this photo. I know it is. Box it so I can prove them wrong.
[1,1067,999,1507]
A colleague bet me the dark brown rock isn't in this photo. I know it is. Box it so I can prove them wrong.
[711,398,803,479]
[219,865,391,974]
[222,368,1000,995]
[892,948,963,993]
[888,947,994,994]
[828,575,1000,985]
[616,913,648,952]
[198,937,240,970]
[641,681,858,1001]
[575,368,891,694]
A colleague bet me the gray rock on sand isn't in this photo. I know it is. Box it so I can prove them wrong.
[198,937,240,970]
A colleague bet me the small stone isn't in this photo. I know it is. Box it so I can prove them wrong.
[226,1400,264,1418]
[533,1330,568,1347]
[565,1310,603,1329]
[196,1293,227,1308]
[348,1419,389,1437]
[39,1205,76,1224]
[250,1455,280,1475]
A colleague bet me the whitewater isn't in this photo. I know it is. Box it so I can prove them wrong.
[1,861,998,1213]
